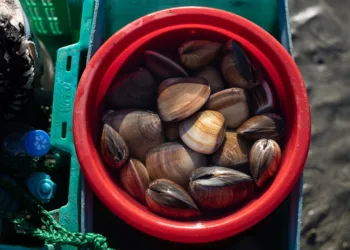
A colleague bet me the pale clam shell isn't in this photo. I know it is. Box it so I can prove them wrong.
[249,139,281,187]
[179,40,221,69]
[205,88,250,128]
[146,179,200,218]
[105,109,164,161]
[179,110,226,154]
[120,158,150,203]
[157,77,210,122]
[146,142,207,187]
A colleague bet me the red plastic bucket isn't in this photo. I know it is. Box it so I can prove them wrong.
[73,7,310,243]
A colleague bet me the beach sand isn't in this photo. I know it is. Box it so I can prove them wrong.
[289,0,350,249]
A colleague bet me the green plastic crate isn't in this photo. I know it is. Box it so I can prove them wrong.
[19,0,84,61]
[0,0,95,249]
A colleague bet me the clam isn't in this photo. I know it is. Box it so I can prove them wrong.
[105,109,164,161]
[146,142,207,187]
[145,179,200,218]
[106,68,157,110]
[237,113,284,141]
[120,158,150,203]
[157,77,210,122]
[189,167,255,209]
[210,132,250,170]
[221,40,261,89]
[249,139,281,187]
[144,50,188,79]
[178,40,221,69]
[102,110,115,123]
[205,88,250,128]
[195,66,224,94]
[163,122,180,141]
[100,124,129,169]
[250,80,276,115]
[179,110,226,154]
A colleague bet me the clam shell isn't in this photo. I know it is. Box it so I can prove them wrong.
[237,113,285,141]
[106,68,157,110]
[163,122,180,141]
[144,50,188,79]
[249,139,281,187]
[120,158,150,203]
[195,66,224,94]
[189,167,255,209]
[179,110,226,154]
[105,109,164,161]
[146,179,200,218]
[221,40,261,89]
[157,77,210,122]
[179,40,221,69]
[146,142,207,187]
[210,132,250,171]
[205,88,250,128]
[100,124,129,169]
[250,80,276,115]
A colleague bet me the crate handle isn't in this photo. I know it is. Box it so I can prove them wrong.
[50,44,81,154]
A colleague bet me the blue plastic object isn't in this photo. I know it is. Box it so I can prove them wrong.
[26,173,56,203]
[3,130,50,157]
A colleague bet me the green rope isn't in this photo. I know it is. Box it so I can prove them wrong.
[0,178,114,250]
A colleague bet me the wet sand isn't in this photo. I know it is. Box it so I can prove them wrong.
[289,0,350,249]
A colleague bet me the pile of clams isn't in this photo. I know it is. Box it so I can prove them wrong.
[100,39,285,218]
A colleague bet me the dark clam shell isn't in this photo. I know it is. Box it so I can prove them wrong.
[195,66,224,94]
[100,124,129,169]
[237,113,285,141]
[249,139,281,187]
[106,68,157,110]
[144,50,188,79]
[120,158,150,203]
[179,40,221,69]
[221,40,262,89]
[189,167,255,209]
[145,179,200,218]
[250,80,276,115]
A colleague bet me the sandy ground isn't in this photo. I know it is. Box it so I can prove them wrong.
[289,0,350,249]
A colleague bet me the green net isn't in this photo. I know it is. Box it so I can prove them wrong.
[0,158,114,250]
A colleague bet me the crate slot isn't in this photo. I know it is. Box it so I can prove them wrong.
[61,122,67,138]
[66,56,72,71]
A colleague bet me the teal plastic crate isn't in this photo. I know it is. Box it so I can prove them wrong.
[0,0,95,249]
[1,0,303,249]
[86,0,303,249]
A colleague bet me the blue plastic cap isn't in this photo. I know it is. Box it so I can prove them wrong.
[26,172,56,203]
[24,130,50,157]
